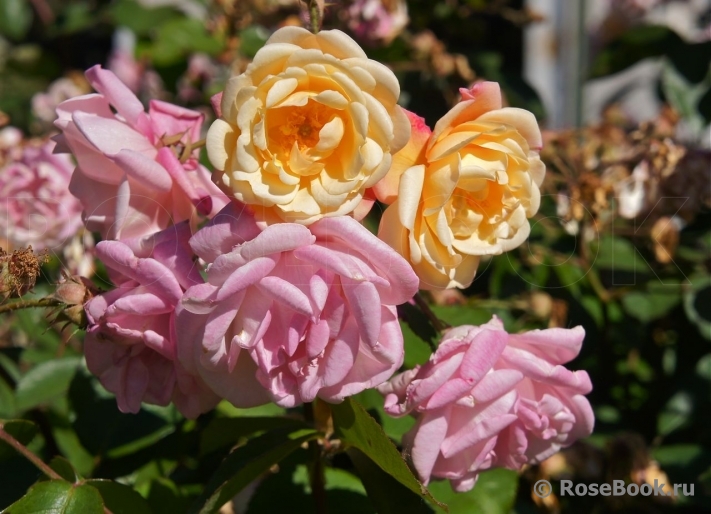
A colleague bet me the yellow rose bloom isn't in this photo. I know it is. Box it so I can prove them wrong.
[378,82,545,290]
[207,26,410,225]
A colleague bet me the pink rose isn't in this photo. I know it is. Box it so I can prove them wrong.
[84,222,219,418]
[177,202,419,408]
[0,138,83,252]
[108,28,143,94]
[345,0,409,44]
[379,317,593,492]
[54,65,228,240]
[32,76,87,127]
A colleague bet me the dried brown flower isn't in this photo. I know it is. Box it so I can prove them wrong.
[0,246,48,300]
[650,216,681,264]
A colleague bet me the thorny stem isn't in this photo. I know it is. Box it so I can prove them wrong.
[414,292,449,334]
[303,402,327,514]
[0,424,114,513]
[0,423,63,481]
[0,297,62,315]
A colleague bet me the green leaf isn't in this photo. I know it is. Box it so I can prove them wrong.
[239,26,270,58]
[0,353,21,383]
[400,319,434,368]
[696,354,711,380]
[109,0,181,36]
[2,480,105,514]
[244,451,313,514]
[52,427,94,478]
[593,235,638,272]
[323,467,367,495]
[653,444,705,467]
[0,0,32,40]
[399,302,438,349]
[657,391,693,436]
[15,358,81,412]
[580,295,604,327]
[147,478,193,514]
[0,379,16,419]
[348,448,433,514]
[191,427,321,514]
[553,263,586,299]
[13,309,64,364]
[0,420,38,462]
[48,456,78,482]
[622,287,681,323]
[200,417,310,456]
[661,58,711,136]
[431,305,494,327]
[353,389,415,444]
[85,480,152,514]
[330,398,445,510]
[149,18,224,66]
[428,468,518,514]
[69,370,173,456]
[53,2,93,35]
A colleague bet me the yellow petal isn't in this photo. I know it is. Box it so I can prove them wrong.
[266,77,299,108]
[206,119,235,171]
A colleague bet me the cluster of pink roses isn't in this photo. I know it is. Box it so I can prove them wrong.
[51,26,593,493]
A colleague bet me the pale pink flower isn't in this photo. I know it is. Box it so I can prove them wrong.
[178,202,420,408]
[0,138,83,252]
[55,65,228,241]
[32,77,87,126]
[379,317,593,492]
[345,0,409,44]
[108,28,143,94]
[84,222,219,418]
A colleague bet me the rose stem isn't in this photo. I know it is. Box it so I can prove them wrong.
[303,402,327,514]
[0,423,63,480]
[413,292,449,334]
[0,297,62,315]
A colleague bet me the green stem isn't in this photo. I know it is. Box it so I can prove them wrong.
[0,297,62,315]
[414,292,449,333]
[303,403,327,514]
[309,0,321,34]
[0,423,63,481]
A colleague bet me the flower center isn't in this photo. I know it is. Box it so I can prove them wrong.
[269,100,335,156]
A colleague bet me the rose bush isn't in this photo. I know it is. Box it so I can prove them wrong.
[55,65,228,240]
[177,202,419,407]
[379,317,593,491]
[378,82,545,290]
[206,26,411,225]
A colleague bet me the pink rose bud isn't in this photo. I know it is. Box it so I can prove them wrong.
[379,317,594,492]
